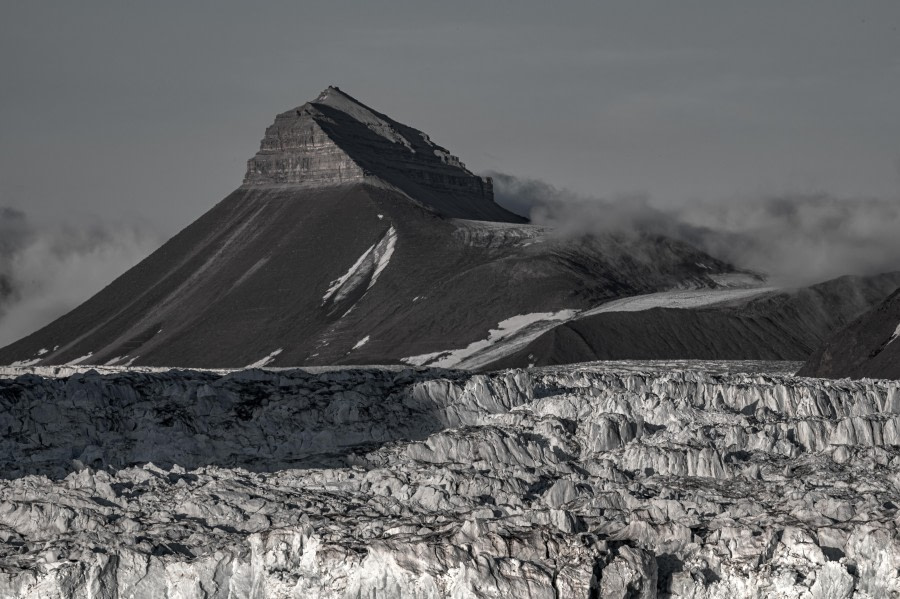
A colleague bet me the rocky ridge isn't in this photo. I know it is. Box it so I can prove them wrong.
[244,86,514,222]
[1,362,900,597]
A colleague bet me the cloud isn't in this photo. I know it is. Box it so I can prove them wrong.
[0,208,161,347]
[489,172,900,286]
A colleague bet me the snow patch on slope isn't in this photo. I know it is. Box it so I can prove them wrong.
[369,227,397,290]
[889,322,900,346]
[323,245,376,304]
[67,353,93,366]
[580,287,776,318]
[9,358,41,367]
[401,287,779,370]
[246,349,282,369]
[403,310,577,369]
[322,227,397,308]
[352,336,370,351]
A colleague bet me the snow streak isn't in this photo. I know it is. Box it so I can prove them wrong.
[403,310,577,369]
[246,349,283,369]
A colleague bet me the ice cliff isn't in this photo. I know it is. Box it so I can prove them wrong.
[1,363,899,597]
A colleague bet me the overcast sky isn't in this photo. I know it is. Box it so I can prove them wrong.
[1,1,899,235]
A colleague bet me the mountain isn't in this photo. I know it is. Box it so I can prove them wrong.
[798,285,900,380]
[484,272,900,370]
[0,87,742,369]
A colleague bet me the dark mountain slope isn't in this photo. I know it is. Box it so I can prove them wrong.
[798,286,900,380]
[485,273,900,369]
[0,184,736,368]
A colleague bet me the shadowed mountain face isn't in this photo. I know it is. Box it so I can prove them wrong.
[0,87,744,368]
[485,273,900,369]
[798,286,900,380]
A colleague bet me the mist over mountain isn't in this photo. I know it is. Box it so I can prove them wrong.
[490,172,900,286]
[2,163,897,353]
[0,207,160,346]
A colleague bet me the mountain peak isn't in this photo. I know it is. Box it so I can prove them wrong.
[314,85,359,105]
[243,88,526,222]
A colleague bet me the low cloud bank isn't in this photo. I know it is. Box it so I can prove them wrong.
[489,172,900,287]
[0,208,161,347]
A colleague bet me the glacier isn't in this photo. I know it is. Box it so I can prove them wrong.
[1,361,899,597]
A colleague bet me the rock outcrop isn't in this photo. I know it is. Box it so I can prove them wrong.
[799,285,900,380]
[244,87,505,222]
[2,362,900,597]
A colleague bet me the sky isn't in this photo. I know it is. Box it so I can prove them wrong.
[2,1,898,232]
[0,2,899,344]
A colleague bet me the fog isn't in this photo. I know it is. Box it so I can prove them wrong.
[2,173,898,348]
[0,208,161,347]
[490,172,900,287]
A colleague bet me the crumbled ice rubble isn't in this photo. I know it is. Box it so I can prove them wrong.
[403,310,577,369]
[2,363,900,598]
[245,348,282,368]
[322,226,397,307]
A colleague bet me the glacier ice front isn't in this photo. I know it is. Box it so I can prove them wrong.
[1,362,899,597]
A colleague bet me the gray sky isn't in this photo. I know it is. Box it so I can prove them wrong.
[1,1,898,235]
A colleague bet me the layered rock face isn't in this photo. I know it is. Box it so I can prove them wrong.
[244,107,366,186]
[799,286,900,380]
[244,87,507,221]
[2,362,900,597]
